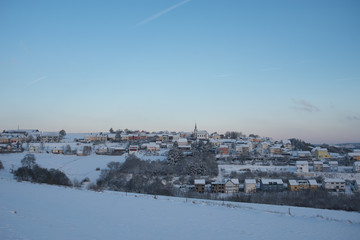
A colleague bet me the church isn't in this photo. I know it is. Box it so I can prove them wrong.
[193,123,209,140]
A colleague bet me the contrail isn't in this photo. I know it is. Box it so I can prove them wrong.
[29,76,46,85]
[136,0,192,27]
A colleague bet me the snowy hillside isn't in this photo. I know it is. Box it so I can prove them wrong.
[1,178,360,240]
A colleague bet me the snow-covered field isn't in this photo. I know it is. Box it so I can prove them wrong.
[0,152,122,182]
[1,178,360,240]
[0,149,166,183]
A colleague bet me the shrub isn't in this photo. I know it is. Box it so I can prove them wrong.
[13,155,72,187]
[0,160,4,170]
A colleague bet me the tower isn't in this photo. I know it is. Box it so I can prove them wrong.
[194,123,198,138]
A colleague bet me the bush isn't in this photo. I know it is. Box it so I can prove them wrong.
[13,155,72,187]
[0,160,4,170]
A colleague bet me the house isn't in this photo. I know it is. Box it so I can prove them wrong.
[348,150,360,161]
[76,149,84,156]
[211,181,225,193]
[177,138,188,146]
[29,145,40,153]
[194,179,205,193]
[260,179,284,191]
[211,133,221,139]
[219,145,229,155]
[312,147,330,159]
[353,162,360,173]
[225,179,239,193]
[84,134,107,142]
[121,134,129,141]
[177,138,191,151]
[328,161,338,172]
[244,179,257,193]
[236,144,250,155]
[288,179,318,191]
[296,161,309,173]
[308,179,319,190]
[353,180,360,192]
[107,134,116,141]
[282,139,292,149]
[139,133,147,141]
[322,179,345,192]
[146,142,160,152]
[313,161,324,172]
[269,145,282,155]
[129,145,139,153]
[293,151,312,158]
[52,147,63,154]
[109,147,126,155]
[41,132,61,142]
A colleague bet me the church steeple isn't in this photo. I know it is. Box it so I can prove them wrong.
[194,123,198,138]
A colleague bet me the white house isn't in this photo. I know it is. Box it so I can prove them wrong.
[353,162,360,173]
[225,179,239,193]
[328,161,338,172]
[322,179,345,192]
[296,161,309,173]
[244,179,257,193]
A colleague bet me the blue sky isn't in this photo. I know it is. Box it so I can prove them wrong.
[1,0,359,144]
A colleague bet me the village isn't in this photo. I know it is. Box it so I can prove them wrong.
[1,125,360,198]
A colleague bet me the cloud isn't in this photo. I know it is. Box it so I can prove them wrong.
[291,99,320,112]
[346,115,360,121]
[29,76,46,85]
[136,0,192,27]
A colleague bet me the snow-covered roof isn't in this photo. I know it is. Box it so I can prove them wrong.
[228,179,239,185]
[311,147,328,152]
[328,161,338,165]
[194,179,205,185]
[288,180,298,186]
[245,179,256,184]
[296,161,308,165]
[348,152,360,157]
[178,138,188,143]
[219,145,229,148]
[261,179,283,185]
[211,181,225,184]
[313,161,323,164]
[197,130,208,134]
[308,179,318,185]
[42,132,59,136]
[323,179,345,183]
[297,151,311,154]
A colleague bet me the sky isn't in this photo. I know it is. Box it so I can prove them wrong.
[0,0,360,144]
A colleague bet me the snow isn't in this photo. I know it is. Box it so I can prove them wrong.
[194,179,205,184]
[323,178,346,183]
[261,179,284,184]
[288,180,298,185]
[0,178,360,240]
[0,152,125,182]
[296,161,308,165]
[245,179,256,184]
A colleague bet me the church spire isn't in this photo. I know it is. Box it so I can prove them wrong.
[194,123,198,138]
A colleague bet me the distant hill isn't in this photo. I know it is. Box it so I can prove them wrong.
[289,138,314,151]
